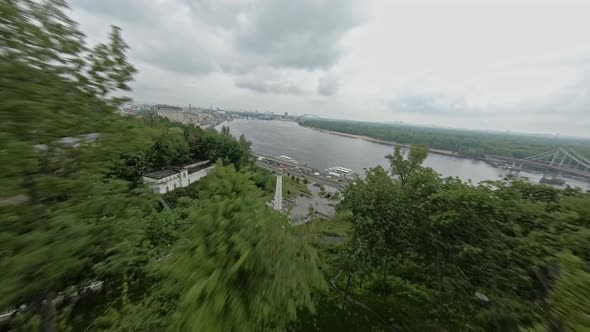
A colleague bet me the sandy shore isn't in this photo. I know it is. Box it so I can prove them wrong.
[310,127,459,157]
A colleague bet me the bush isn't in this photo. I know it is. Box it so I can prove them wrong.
[331,192,341,201]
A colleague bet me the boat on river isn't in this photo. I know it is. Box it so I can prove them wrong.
[326,166,356,179]
[276,155,298,165]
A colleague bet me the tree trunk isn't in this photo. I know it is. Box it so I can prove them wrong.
[341,273,353,310]
[41,291,57,332]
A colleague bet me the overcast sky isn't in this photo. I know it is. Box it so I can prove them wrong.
[71,0,590,137]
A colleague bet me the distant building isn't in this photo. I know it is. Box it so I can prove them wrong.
[155,104,185,123]
[143,160,214,194]
[284,112,288,117]
[154,104,201,125]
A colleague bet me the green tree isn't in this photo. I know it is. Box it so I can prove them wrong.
[546,252,590,331]
[111,149,154,183]
[341,166,402,288]
[87,25,137,107]
[200,129,251,169]
[152,127,190,166]
[339,146,540,330]
[154,166,325,331]
[331,191,341,201]
[0,2,141,330]
[386,145,428,185]
[220,125,231,137]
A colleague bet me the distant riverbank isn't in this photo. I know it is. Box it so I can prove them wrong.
[220,119,589,189]
[305,126,459,157]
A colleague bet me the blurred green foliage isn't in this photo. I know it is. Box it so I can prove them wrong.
[0,1,322,331]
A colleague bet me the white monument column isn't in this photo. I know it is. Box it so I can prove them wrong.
[272,174,282,211]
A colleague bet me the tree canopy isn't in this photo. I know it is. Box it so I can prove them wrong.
[327,145,590,331]
[2,1,590,332]
[1,2,320,331]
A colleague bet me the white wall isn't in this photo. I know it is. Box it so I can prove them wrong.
[143,165,214,194]
[143,173,182,194]
[187,165,215,185]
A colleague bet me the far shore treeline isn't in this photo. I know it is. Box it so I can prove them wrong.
[300,118,590,159]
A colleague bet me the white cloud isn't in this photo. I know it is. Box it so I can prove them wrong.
[70,0,590,136]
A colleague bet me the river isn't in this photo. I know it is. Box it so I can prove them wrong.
[218,119,590,190]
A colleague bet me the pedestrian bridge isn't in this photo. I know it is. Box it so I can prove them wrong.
[486,148,590,180]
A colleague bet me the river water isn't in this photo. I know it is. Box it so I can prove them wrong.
[219,119,590,190]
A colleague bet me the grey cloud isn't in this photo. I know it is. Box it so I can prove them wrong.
[73,0,224,74]
[235,0,364,70]
[387,68,590,119]
[519,69,590,115]
[235,79,306,95]
[318,76,339,96]
[137,40,218,75]
[73,0,162,26]
[72,0,363,75]
[387,94,468,115]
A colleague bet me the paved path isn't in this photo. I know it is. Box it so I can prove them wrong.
[255,161,346,189]
[289,183,336,224]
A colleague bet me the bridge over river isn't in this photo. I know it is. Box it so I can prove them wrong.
[486,148,590,181]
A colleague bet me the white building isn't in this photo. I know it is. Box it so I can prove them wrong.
[155,104,184,123]
[143,160,214,194]
[154,104,201,125]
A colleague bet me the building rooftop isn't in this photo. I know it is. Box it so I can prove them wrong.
[155,104,182,111]
[144,169,178,180]
[186,162,212,174]
[144,160,212,179]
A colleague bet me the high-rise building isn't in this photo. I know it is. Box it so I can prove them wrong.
[284,112,288,117]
